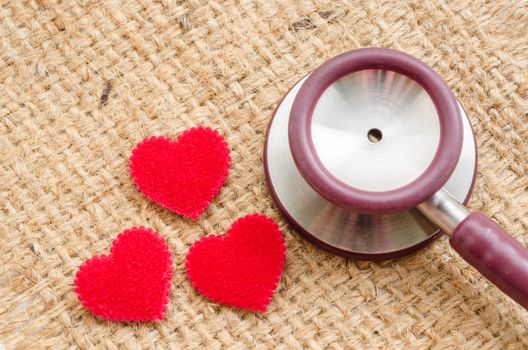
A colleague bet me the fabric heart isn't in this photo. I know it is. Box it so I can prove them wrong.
[74,227,173,321]
[130,127,230,220]
[185,214,286,312]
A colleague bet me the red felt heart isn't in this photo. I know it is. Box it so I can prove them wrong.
[185,214,286,312]
[130,127,230,220]
[74,227,173,321]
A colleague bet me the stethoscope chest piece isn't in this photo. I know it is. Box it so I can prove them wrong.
[264,48,477,259]
[265,48,528,309]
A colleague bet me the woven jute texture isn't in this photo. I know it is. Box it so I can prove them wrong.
[1,0,528,349]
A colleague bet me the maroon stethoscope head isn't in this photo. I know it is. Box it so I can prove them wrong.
[264,48,528,309]
[288,48,463,213]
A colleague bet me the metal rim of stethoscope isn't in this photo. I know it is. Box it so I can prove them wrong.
[264,48,478,259]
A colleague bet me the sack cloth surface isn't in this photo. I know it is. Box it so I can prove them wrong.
[1,0,527,348]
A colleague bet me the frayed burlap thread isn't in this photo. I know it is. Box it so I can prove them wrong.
[1,0,528,349]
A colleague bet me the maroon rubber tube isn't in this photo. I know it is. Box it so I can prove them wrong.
[450,212,528,308]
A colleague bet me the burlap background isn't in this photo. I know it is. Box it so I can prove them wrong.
[1,0,527,349]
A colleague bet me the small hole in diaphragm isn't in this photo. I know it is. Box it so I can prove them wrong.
[367,128,383,143]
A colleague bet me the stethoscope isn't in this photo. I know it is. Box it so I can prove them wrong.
[264,48,528,308]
